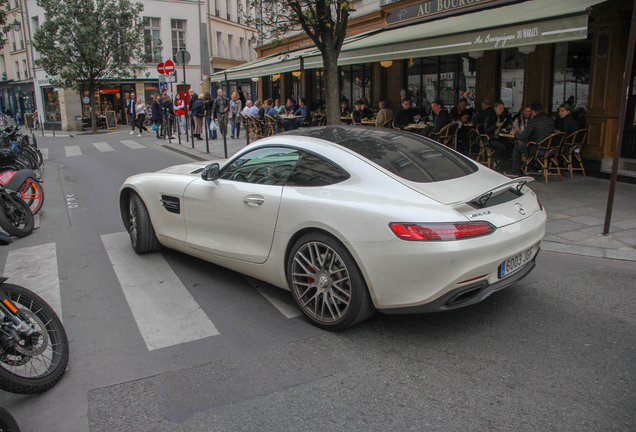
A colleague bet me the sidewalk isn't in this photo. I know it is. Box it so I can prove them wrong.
[155,133,636,262]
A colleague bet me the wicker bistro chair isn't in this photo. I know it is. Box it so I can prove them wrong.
[311,114,326,126]
[429,122,459,149]
[382,118,394,128]
[560,129,588,178]
[247,115,263,141]
[468,124,484,158]
[264,115,279,136]
[475,128,497,168]
[524,131,566,183]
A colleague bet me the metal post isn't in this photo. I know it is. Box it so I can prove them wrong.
[40,115,44,137]
[191,117,195,148]
[168,115,173,144]
[177,114,182,145]
[603,0,636,235]
[205,115,209,153]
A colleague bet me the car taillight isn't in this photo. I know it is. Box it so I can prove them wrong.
[389,222,496,241]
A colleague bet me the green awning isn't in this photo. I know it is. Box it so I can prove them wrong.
[303,0,604,69]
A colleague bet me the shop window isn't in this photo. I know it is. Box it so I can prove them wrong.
[143,17,161,63]
[42,87,60,123]
[500,48,525,115]
[341,63,372,108]
[552,40,592,114]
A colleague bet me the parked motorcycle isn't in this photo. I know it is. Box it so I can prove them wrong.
[0,232,69,394]
[0,183,32,238]
[0,169,44,216]
[0,406,20,431]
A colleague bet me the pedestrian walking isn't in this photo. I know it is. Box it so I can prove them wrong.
[212,88,230,137]
[203,92,216,139]
[162,95,175,139]
[151,95,163,138]
[191,94,205,141]
[174,93,186,134]
[135,97,149,136]
[127,92,137,134]
[230,91,243,139]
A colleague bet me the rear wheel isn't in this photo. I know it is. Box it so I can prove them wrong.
[128,192,161,253]
[0,406,20,431]
[0,195,33,238]
[17,178,44,214]
[287,232,375,330]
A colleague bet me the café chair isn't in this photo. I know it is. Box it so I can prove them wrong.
[312,114,326,126]
[429,122,459,149]
[560,129,587,178]
[475,129,496,168]
[468,124,484,159]
[264,115,278,136]
[382,118,394,128]
[247,116,263,141]
[524,132,565,183]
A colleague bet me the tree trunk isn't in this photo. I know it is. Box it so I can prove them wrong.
[322,48,341,126]
[89,83,98,133]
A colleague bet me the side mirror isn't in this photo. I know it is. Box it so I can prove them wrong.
[201,163,220,181]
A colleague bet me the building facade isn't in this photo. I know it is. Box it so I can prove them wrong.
[212,0,636,173]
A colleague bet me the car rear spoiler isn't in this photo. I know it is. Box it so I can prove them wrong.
[449,176,535,207]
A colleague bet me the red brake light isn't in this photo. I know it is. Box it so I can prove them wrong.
[390,222,496,241]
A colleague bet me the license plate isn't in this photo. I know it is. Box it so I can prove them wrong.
[499,246,534,279]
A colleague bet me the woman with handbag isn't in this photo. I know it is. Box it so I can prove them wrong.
[230,91,243,139]
[135,97,149,136]
[203,92,216,140]
[192,94,205,141]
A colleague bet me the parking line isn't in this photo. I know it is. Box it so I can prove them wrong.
[3,243,63,322]
[101,232,219,351]
[40,148,49,160]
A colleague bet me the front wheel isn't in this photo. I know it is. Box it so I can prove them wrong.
[0,195,33,238]
[17,178,44,214]
[0,406,20,431]
[287,233,375,330]
[128,192,161,254]
[0,284,69,394]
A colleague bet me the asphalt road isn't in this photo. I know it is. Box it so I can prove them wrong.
[0,132,633,432]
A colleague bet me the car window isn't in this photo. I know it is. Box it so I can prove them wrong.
[219,147,301,185]
[282,126,478,183]
[285,152,350,187]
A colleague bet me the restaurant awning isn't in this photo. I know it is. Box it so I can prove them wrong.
[212,0,606,79]
[304,0,605,69]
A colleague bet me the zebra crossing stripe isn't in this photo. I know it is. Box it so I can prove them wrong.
[65,145,82,157]
[119,140,146,149]
[93,142,115,152]
[101,232,219,351]
[3,243,62,322]
[40,148,49,160]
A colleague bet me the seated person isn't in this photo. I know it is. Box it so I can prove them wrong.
[274,99,286,115]
[482,100,509,170]
[286,98,298,115]
[555,103,580,138]
[360,100,374,121]
[292,98,311,129]
[512,104,532,133]
[340,101,351,118]
[375,101,394,127]
[472,99,495,125]
[247,100,260,117]
[257,100,266,120]
[243,100,253,117]
[393,99,421,130]
[449,98,471,123]
[351,100,374,124]
[422,100,450,137]
[264,98,291,132]
[505,101,556,177]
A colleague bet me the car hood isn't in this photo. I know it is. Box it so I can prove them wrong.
[156,160,226,175]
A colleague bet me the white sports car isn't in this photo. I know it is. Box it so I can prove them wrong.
[119,126,546,330]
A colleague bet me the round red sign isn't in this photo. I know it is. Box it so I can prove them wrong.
[157,62,165,75]
[164,59,175,76]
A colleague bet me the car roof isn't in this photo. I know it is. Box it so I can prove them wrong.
[280,126,477,183]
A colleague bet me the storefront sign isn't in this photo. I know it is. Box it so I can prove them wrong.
[473,26,539,48]
[82,96,90,104]
[387,0,496,25]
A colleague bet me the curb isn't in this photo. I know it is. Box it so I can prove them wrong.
[542,241,636,262]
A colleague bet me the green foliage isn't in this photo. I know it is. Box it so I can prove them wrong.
[33,0,146,92]
[0,0,11,49]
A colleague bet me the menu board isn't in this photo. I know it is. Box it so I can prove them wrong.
[105,111,117,130]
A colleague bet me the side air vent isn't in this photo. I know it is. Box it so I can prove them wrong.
[160,195,180,214]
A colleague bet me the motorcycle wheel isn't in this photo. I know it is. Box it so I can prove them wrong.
[0,284,69,394]
[0,406,20,432]
[0,196,33,238]
[17,178,44,215]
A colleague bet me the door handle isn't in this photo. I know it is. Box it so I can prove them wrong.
[243,195,264,206]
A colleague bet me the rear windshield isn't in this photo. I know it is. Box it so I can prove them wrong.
[282,126,477,183]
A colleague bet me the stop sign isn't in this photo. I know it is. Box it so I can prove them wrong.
[164,59,175,76]
[157,62,165,75]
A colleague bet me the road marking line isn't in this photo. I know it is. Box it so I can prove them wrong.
[257,287,303,318]
[64,145,82,157]
[119,140,146,149]
[3,243,62,322]
[101,232,219,351]
[40,148,49,160]
[93,142,115,152]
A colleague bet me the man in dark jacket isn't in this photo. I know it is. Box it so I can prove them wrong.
[505,101,556,177]
[472,100,495,125]
[393,99,421,130]
[212,89,229,137]
[422,100,450,137]
[482,101,509,170]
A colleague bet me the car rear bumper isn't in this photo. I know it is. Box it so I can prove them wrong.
[378,249,539,314]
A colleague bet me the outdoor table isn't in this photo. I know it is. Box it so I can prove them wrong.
[498,132,515,139]
[361,120,376,126]
[280,115,302,120]
[405,123,427,131]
